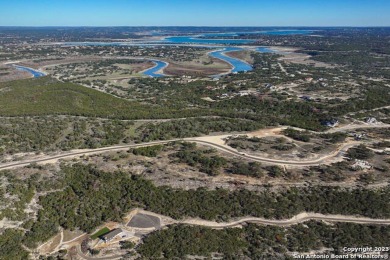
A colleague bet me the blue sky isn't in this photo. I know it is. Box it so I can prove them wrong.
[0,0,389,26]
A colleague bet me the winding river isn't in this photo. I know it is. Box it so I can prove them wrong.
[14,45,276,78]
[143,60,169,77]
[142,46,275,77]
[57,30,295,77]
[209,47,253,74]
[14,65,46,78]
[209,46,276,76]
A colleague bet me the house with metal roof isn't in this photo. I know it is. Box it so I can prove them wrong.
[100,228,123,243]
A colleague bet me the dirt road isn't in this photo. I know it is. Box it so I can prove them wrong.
[179,212,390,228]
[0,123,388,170]
[0,138,354,170]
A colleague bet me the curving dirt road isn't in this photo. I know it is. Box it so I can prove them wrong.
[0,138,354,170]
[128,209,390,229]
[178,212,390,229]
[0,123,389,171]
[75,210,390,260]
[76,245,123,260]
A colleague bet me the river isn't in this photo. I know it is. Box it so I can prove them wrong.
[58,29,294,77]
[209,47,253,74]
[13,46,276,79]
[14,65,46,78]
[142,60,168,77]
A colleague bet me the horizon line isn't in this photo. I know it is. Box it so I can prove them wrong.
[1,25,390,28]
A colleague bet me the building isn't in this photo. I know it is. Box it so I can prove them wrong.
[366,117,378,124]
[300,95,312,101]
[353,133,365,140]
[323,119,339,128]
[305,77,313,82]
[238,90,250,96]
[100,228,123,243]
[351,160,372,170]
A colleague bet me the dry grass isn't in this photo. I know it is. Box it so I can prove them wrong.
[164,58,230,76]
[39,232,62,254]
[225,50,254,64]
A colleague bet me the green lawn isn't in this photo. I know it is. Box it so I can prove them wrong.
[90,227,110,239]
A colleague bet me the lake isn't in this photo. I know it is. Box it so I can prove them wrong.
[256,47,276,53]
[62,30,313,47]
[162,30,312,45]
[163,36,255,45]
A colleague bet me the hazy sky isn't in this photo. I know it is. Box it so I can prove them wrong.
[1,0,389,26]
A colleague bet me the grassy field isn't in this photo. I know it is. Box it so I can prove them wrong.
[225,50,254,64]
[90,227,110,239]
[0,77,206,119]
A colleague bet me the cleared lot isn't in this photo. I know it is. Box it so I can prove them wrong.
[127,213,161,229]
